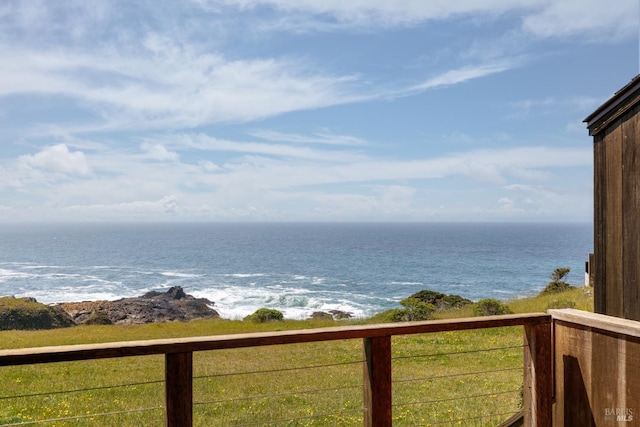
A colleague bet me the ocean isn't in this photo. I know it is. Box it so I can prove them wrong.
[0,222,592,319]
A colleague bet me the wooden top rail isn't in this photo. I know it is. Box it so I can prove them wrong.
[550,308,640,337]
[0,312,550,367]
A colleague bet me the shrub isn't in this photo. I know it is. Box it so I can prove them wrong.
[244,308,284,323]
[539,267,577,296]
[384,298,436,322]
[408,290,472,310]
[540,281,576,295]
[473,298,513,316]
[409,290,444,303]
[551,267,571,282]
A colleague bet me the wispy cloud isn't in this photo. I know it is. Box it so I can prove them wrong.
[521,0,637,40]
[202,0,637,41]
[509,96,604,119]
[250,130,367,146]
[0,43,361,130]
[410,61,518,92]
[161,133,366,162]
[0,0,611,222]
[202,0,543,28]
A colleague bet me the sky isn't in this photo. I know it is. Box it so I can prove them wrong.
[0,0,638,223]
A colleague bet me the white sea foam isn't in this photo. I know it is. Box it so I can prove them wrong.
[0,268,32,281]
[22,265,67,270]
[223,273,267,278]
[191,285,368,320]
[160,271,202,278]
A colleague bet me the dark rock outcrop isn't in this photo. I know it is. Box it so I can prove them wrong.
[59,286,219,325]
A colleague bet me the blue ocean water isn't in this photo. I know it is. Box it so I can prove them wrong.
[0,222,592,319]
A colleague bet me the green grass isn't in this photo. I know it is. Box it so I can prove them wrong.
[0,288,593,426]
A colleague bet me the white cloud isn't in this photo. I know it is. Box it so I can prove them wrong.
[19,144,91,176]
[317,146,591,186]
[509,96,606,119]
[66,195,178,215]
[250,130,367,146]
[204,0,637,41]
[199,160,221,172]
[0,44,360,130]
[206,0,543,27]
[141,143,179,161]
[410,61,518,92]
[522,0,637,40]
[166,133,365,162]
[498,197,520,212]
[0,1,605,222]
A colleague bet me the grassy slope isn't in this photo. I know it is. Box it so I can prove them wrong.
[0,288,593,426]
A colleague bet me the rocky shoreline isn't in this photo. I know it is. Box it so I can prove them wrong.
[58,286,220,326]
[0,286,220,330]
[0,286,353,330]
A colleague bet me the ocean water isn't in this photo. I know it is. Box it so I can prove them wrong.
[0,222,592,319]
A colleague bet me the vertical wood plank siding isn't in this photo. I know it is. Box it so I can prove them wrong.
[593,132,606,314]
[587,78,640,320]
[604,122,623,317]
[622,104,640,320]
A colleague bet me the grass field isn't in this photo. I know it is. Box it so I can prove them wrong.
[0,288,592,426]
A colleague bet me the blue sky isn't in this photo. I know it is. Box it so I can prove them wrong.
[0,0,638,222]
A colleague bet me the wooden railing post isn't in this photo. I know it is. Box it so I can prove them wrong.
[165,352,193,427]
[523,322,552,427]
[363,336,392,427]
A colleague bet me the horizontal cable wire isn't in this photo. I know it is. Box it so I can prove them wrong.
[0,406,164,427]
[195,384,360,407]
[393,388,522,408]
[194,358,363,380]
[392,344,524,361]
[0,379,164,401]
[394,366,521,384]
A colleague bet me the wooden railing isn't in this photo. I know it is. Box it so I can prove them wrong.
[549,309,640,426]
[0,313,552,427]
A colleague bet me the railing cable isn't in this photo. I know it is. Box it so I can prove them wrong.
[195,383,360,406]
[393,387,522,408]
[195,358,363,380]
[392,344,523,360]
[0,379,164,401]
[394,366,521,383]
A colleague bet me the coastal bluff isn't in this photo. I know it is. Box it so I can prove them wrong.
[0,286,219,330]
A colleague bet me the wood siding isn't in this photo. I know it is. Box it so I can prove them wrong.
[592,103,640,321]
